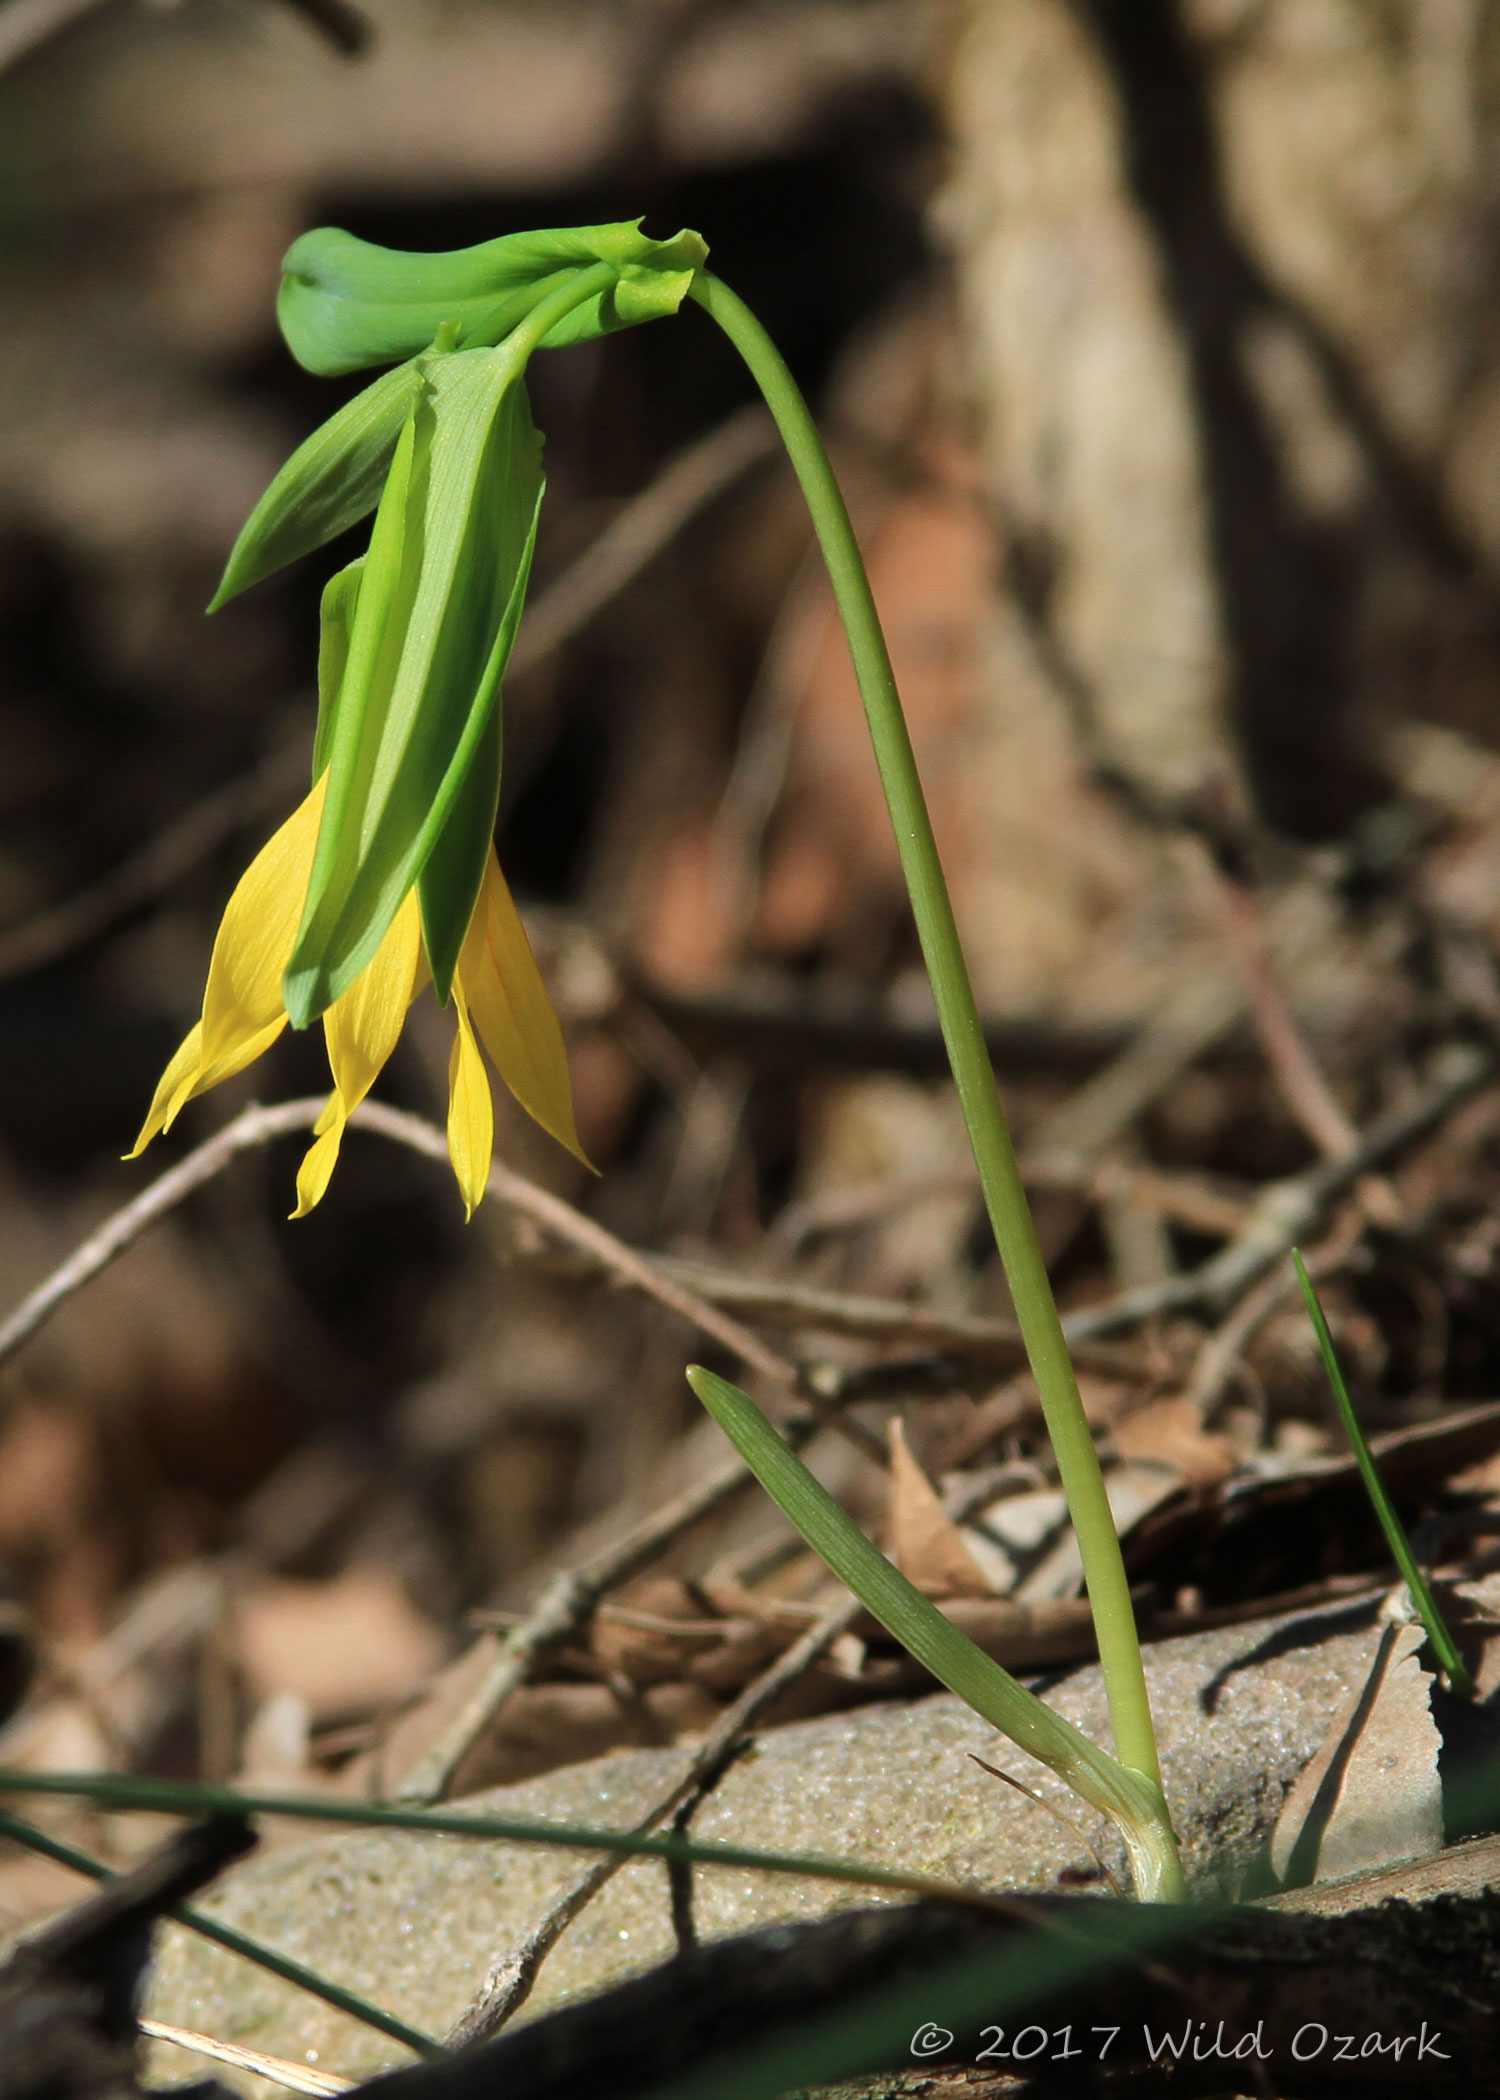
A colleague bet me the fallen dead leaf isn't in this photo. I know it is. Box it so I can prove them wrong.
[888,1417,994,1598]
[1113,1398,1238,1489]
[233,1569,445,1727]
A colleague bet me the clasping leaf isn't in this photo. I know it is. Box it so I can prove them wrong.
[279,219,708,376]
[284,340,543,1024]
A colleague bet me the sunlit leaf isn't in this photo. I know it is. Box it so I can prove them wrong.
[684,1363,1173,1898]
[283,347,544,1025]
[209,360,420,608]
[312,556,364,779]
[278,219,709,376]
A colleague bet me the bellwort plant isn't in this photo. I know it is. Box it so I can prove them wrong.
[133,219,1182,1898]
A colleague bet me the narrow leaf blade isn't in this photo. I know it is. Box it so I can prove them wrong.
[209,360,420,608]
[684,1365,1160,1857]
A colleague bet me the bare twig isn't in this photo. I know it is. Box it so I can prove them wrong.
[653,1255,1146,1377]
[1024,971,1244,1167]
[1064,1042,1494,1338]
[1212,863,1401,1226]
[386,1446,812,1807]
[509,406,777,676]
[0,734,309,984]
[0,1097,795,1388]
[443,1462,1024,2044]
[354,1102,796,1388]
[140,2018,354,2096]
[0,1099,324,1373]
[445,1592,863,2046]
[1215,870,1359,1161]
[771,1160,1248,1255]
[1182,1232,1362,1417]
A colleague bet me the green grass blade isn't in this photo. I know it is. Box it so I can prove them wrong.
[685,1366,1181,1899]
[1292,1248,1471,1697]
[0,1806,443,2059]
[0,1768,1055,1908]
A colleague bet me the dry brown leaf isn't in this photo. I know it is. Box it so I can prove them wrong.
[591,1576,722,1688]
[887,1418,994,1598]
[1113,1398,1238,1488]
[233,1569,444,1727]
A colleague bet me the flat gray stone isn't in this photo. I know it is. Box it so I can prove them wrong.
[141,1585,1452,2091]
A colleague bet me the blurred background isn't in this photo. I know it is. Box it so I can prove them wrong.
[6,0,1500,1932]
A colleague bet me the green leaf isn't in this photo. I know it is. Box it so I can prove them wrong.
[312,556,364,779]
[278,219,708,376]
[684,1365,1179,1899]
[1293,1250,1473,1697]
[208,359,421,609]
[283,347,544,1026]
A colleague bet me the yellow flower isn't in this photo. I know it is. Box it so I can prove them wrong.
[130,775,587,1217]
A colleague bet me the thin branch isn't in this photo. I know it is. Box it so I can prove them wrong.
[0,1099,324,1372]
[443,1464,1024,2046]
[508,407,777,676]
[1024,970,1244,1167]
[770,1158,1248,1256]
[353,1101,797,1389]
[1215,868,1360,1162]
[1182,1232,1361,1416]
[0,1097,796,1389]
[0,735,309,984]
[139,2018,354,2096]
[385,1448,805,1807]
[444,1593,863,2047]
[1064,1041,1495,1339]
[654,1254,1148,1376]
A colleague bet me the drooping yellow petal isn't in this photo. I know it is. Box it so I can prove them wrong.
[127,1022,205,1157]
[291,889,424,1218]
[322,888,423,1111]
[127,1010,290,1159]
[445,983,493,1219]
[131,779,328,1162]
[455,849,591,1168]
[199,776,327,1073]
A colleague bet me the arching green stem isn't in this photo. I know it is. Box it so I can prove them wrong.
[687,271,1177,1881]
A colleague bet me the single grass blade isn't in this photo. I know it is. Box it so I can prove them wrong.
[0,1769,1036,1912]
[0,1806,443,2060]
[1292,1248,1472,1697]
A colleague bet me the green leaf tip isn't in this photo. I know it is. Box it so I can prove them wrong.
[684,1363,1183,1900]
[278,218,709,377]
[1292,1249,1473,1698]
[208,359,422,611]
